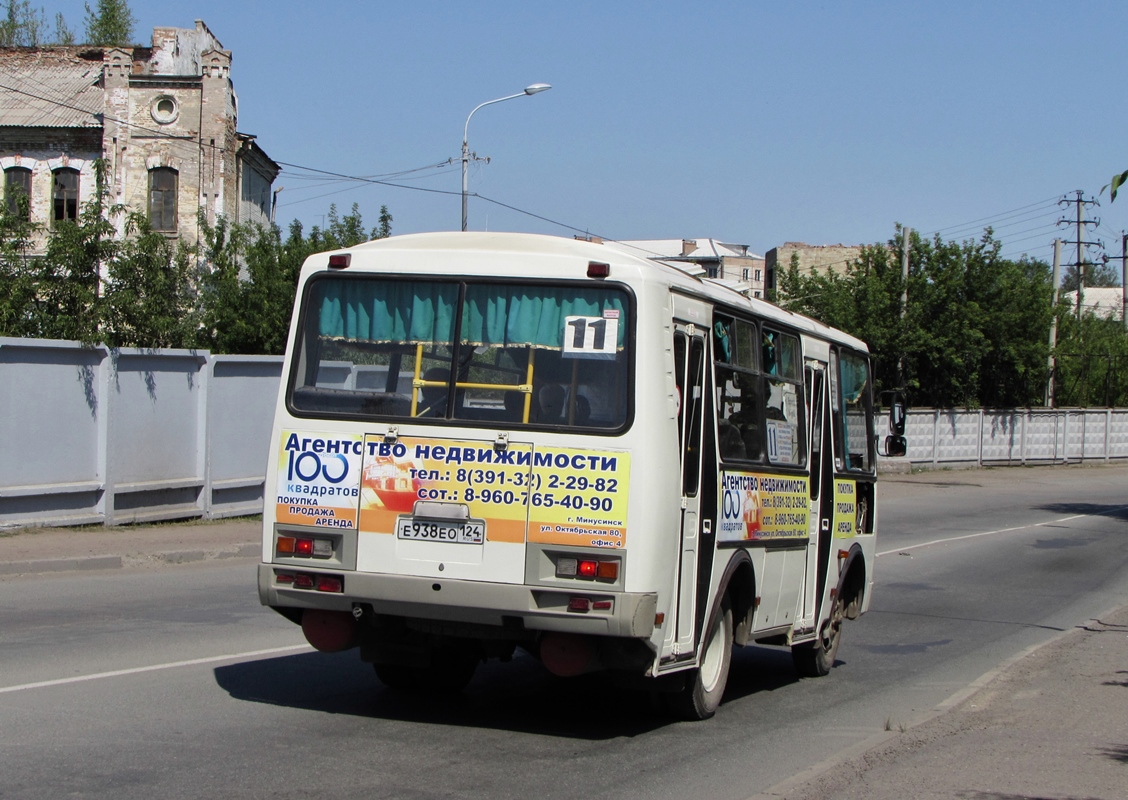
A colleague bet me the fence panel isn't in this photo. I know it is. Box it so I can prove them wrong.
[0,337,282,529]
[207,356,284,518]
[0,339,109,526]
[884,407,1128,468]
[4,337,1128,527]
[106,349,208,524]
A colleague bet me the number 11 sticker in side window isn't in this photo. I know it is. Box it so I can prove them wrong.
[563,316,618,360]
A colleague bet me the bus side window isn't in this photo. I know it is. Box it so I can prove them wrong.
[762,328,805,467]
[715,317,763,463]
[836,349,874,472]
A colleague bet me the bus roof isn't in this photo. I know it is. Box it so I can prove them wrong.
[317,231,869,354]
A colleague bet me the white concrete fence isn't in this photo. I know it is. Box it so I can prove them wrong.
[888,407,1128,467]
[1,337,283,528]
[3,337,1126,528]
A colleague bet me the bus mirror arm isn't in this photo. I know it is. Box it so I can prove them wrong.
[879,390,907,458]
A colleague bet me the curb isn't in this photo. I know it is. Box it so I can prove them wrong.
[0,543,260,576]
[744,601,1128,800]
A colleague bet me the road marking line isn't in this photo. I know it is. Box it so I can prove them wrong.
[876,505,1128,558]
[0,644,313,694]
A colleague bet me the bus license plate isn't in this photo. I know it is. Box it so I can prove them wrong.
[396,519,485,545]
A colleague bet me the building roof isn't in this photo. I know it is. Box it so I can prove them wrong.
[0,49,103,128]
[609,238,761,261]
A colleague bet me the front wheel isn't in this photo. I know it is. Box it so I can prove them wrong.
[668,596,733,720]
[792,596,844,678]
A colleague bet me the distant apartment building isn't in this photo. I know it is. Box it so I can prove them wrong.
[0,19,278,249]
[764,242,864,294]
[1062,287,1126,322]
[599,238,767,298]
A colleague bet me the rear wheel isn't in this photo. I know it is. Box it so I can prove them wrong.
[374,646,479,694]
[792,596,844,678]
[668,596,733,720]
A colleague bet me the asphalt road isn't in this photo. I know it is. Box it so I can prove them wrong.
[1,464,1126,800]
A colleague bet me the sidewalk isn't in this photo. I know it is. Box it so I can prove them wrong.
[0,518,261,575]
[756,602,1128,800]
[3,520,1126,799]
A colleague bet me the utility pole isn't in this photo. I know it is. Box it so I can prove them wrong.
[898,226,911,389]
[1046,239,1062,407]
[1056,190,1102,318]
[1106,233,1128,333]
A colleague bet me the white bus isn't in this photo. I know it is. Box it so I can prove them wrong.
[258,231,880,719]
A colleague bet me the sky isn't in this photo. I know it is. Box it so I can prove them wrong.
[49,1,1128,265]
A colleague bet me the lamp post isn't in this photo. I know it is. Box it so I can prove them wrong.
[461,83,551,232]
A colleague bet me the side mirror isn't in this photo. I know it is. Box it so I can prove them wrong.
[884,435,907,458]
[880,390,907,457]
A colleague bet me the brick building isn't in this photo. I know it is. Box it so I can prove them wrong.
[0,20,278,248]
[764,242,864,294]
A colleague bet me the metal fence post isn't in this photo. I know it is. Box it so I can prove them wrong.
[1107,409,1113,462]
[201,353,214,519]
[977,408,984,467]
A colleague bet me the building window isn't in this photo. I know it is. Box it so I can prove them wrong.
[53,168,79,222]
[4,167,31,219]
[754,269,762,282]
[148,167,178,232]
[150,95,179,125]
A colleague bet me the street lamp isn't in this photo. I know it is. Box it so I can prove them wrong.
[461,83,551,231]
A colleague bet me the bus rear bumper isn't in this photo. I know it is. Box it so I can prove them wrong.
[257,563,658,638]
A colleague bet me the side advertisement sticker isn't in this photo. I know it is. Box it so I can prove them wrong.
[719,471,810,543]
[528,446,631,549]
[275,431,363,529]
[833,479,856,539]
[358,437,533,543]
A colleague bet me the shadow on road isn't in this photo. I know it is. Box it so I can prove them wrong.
[1035,502,1128,522]
[213,641,803,738]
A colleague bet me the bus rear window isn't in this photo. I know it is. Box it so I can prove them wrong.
[289,276,630,430]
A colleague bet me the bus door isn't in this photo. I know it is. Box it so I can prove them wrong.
[801,361,836,629]
[672,322,707,655]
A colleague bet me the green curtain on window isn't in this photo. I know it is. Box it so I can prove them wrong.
[315,280,627,349]
[461,285,626,348]
[317,281,457,344]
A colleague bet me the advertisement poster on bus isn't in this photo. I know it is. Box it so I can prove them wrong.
[275,431,364,529]
[833,479,857,539]
[353,437,631,548]
[719,471,810,543]
[527,446,631,549]
[358,436,533,542]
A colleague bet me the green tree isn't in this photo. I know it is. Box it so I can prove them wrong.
[101,213,198,348]
[1,0,47,46]
[196,202,393,354]
[777,227,1053,408]
[0,185,393,354]
[1060,260,1121,293]
[1051,305,1128,406]
[83,0,133,46]
[0,188,40,336]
